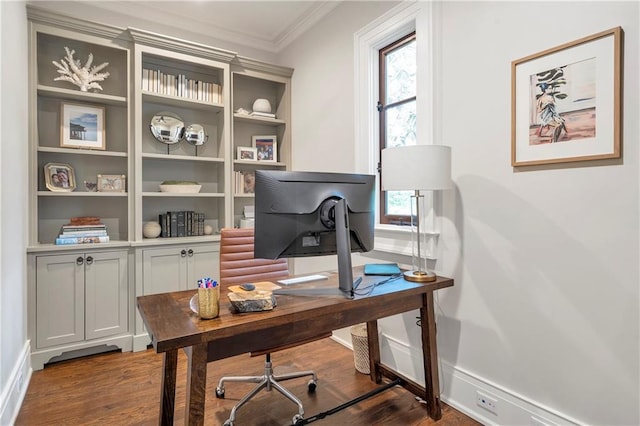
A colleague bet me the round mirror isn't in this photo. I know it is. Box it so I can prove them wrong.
[149,112,185,145]
[184,124,208,146]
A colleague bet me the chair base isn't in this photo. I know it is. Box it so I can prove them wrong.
[216,355,317,426]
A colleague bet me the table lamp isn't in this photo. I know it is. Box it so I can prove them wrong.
[381,144,452,282]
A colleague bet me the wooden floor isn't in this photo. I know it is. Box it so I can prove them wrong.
[17,338,480,426]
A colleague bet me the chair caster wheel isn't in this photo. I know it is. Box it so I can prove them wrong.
[216,387,225,398]
[307,379,317,393]
[292,414,304,425]
[223,420,233,426]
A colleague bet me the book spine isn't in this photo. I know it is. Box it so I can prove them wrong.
[55,236,110,245]
[177,211,186,237]
[169,211,178,237]
[60,231,108,237]
[158,213,166,238]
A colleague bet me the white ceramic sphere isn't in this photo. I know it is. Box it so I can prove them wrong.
[143,221,162,238]
[252,98,272,113]
[203,224,214,235]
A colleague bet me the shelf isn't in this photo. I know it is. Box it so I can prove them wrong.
[234,113,285,125]
[234,194,255,198]
[142,153,224,162]
[131,234,220,247]
[37,191,127,197]
[27,240,131,253]
[38,146,127,157]
[37,85,127,106]
[233,160,286,167]
[142,91,223,111]
[142,192,225,198]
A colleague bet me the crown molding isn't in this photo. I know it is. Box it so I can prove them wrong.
[128,28,237,63]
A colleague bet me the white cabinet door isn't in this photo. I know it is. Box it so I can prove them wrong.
[187,244,220,289]
[36,254,84,348]
[85,250,128,340]
[142,247,188,294]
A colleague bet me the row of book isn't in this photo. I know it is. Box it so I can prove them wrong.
[233,171,255,195]
[55,220,110,245]
[142,68,222,104]
[159,211,206,238]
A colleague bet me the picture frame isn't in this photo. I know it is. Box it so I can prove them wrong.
[237,146,257,161]
[252,135,277,162]
[60,103,106,150]
[511,27,622,167]
[240,171,255,194]
[44,162,76,192]
[97,174,126,192]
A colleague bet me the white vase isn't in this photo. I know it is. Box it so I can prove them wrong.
[252,98,272,113]
[143,221,162,238]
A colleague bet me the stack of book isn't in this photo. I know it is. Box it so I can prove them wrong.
[55,217,109,245]
[249,111,276,119]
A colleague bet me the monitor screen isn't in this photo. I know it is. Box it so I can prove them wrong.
[254,170,375,298]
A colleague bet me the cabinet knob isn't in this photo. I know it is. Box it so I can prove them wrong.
[188,249,194,257]
[76,256,84,265]
[181,249,187,257]
[85,256,94,265]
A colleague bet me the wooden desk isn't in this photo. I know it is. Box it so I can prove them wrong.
[137,269,454,425]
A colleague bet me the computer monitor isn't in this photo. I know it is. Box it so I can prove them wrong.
[254,170,375,298]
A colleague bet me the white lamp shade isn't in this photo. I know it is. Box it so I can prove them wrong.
[381,145,452,191]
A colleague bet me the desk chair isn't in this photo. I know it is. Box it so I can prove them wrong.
[215,228,327,426]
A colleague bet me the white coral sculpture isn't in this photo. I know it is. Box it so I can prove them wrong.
[52,46,110,92]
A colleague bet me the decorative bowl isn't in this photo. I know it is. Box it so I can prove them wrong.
[159,184,202,193]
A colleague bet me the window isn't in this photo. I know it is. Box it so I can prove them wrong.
[378,32,416,225]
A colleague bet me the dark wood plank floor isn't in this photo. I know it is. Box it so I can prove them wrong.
[17,338,480,425]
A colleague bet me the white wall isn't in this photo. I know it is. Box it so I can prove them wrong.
[279,1,639,425]
[0,1,30,424]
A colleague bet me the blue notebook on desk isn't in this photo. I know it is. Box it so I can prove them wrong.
[363,263,401,276]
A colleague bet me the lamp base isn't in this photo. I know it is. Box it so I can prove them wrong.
[404,270,437,283]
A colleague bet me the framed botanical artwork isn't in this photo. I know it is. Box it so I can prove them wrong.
[511,27,622,167]
[97,174,126,192]
[60,103,106,150]
[252,135,277,162]
[44,162,76,192]
[237,146,257,161]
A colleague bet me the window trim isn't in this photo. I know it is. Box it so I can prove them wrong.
[354,1,439,256]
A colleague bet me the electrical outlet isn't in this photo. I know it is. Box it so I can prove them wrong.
[476,390,498,414]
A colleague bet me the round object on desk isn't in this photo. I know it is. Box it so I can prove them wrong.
[204,224,214,235]
[252,98,272,113]
[143,221,162,238]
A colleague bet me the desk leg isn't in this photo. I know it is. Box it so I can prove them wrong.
[159,349,177,426]
[366,320,382,383]
[421,291,442,420]
[185,343,208,426]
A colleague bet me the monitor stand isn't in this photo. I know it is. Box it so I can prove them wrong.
[272,198,359,299]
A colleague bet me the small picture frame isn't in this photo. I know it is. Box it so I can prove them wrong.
[60,103,106,150]
[44,162,76,192]
[241,171,255,194]
[97,174,126,192]
[237,146,257,161]
[252,135,277,162]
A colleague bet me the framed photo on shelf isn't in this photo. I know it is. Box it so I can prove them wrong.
[97,174,126,192]
[237,146,257,161]
[60,103,106,150]
[511,27,622,167]
[240,171,255,194]
[252,135,277,162]
[44,162,76,192]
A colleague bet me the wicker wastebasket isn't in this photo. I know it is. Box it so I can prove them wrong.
[350,324,370,374]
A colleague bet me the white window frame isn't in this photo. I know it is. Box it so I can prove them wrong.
[354,2,440,258]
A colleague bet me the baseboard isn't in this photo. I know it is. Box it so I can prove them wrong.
[331,330,579,426]
[0,340,32,426]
